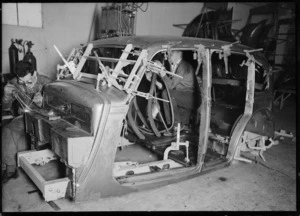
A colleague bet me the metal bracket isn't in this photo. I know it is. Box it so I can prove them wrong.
[73,44,94,80]
[123,49,148,91]
[162,45,172,65]
[54,45,76,76]
[237,131,278,162]
[233,134,252,163]
[54,44,94,80]
[146,61,183,79]
[163,123,190,163]
[240,48,263,67]
[56,48,76,80]
[113,44,133,79]
[260,65,273,90]
[194,44,206,76]
[219,41,239,74]
[94,51,123,90]
[126,90,169,103]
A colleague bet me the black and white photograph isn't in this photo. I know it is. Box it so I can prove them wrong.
[1,2,297,212]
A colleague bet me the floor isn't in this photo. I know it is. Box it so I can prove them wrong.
[1,97,297,212]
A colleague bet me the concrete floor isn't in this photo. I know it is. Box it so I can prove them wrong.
[2,97,297,212]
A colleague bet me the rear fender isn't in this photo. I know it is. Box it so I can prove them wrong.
[244,108,274,138]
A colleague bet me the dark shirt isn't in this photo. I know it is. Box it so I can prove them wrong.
[162,60,195,93]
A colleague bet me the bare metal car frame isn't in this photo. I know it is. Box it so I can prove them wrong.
[17,36,275,202]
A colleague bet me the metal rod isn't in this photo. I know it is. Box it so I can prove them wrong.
[72,168,76,201]
[53,45,69,66]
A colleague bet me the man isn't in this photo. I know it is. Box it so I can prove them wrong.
[2,60,52,183]
[161,50,196,135]
[147,51,196,135]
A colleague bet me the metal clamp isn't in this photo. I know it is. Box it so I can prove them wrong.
[163,123,190,163]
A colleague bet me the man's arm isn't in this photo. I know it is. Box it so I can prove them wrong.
[162,62,188,90]
[2,83,16,110]
[30,74,52,108]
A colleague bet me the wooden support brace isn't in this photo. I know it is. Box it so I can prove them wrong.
[124,49,148,91]
[73,43,93,79]
[112,44,133,78]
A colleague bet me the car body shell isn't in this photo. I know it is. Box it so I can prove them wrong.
[23,36,273,202]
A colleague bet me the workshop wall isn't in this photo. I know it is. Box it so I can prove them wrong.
[136,3,204,36]
[2,3,204,80]
[2,3,104,80]
[3,3,258,80]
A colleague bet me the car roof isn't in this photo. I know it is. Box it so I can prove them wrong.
[87,36,269,68]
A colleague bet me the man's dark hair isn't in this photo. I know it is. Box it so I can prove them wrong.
[14,61,34,78]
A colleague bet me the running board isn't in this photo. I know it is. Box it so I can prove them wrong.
[114,159,183,177]
[17,149,69,202]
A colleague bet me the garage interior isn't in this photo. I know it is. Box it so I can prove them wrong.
[1,2,297,212]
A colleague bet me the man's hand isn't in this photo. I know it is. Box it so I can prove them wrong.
[145,71,152,81]
[156,81,163,89]
[3,83,16,102]
[32,92,43,107]
[153,61,166,77]
[158,69,166,78]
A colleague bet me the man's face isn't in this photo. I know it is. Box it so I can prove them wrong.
[18,71,37,88]
[170,51,180,65]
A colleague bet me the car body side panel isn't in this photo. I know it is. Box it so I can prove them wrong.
[254,89,273,111]
[75,103,139,201]
[197,48,212,169]
[226,57,256,162]
[245,108,274,138]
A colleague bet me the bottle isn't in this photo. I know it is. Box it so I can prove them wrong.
[23,41,37,71]
[8,39,19,74]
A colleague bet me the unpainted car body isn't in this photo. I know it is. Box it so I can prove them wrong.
[19,36,274,202]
